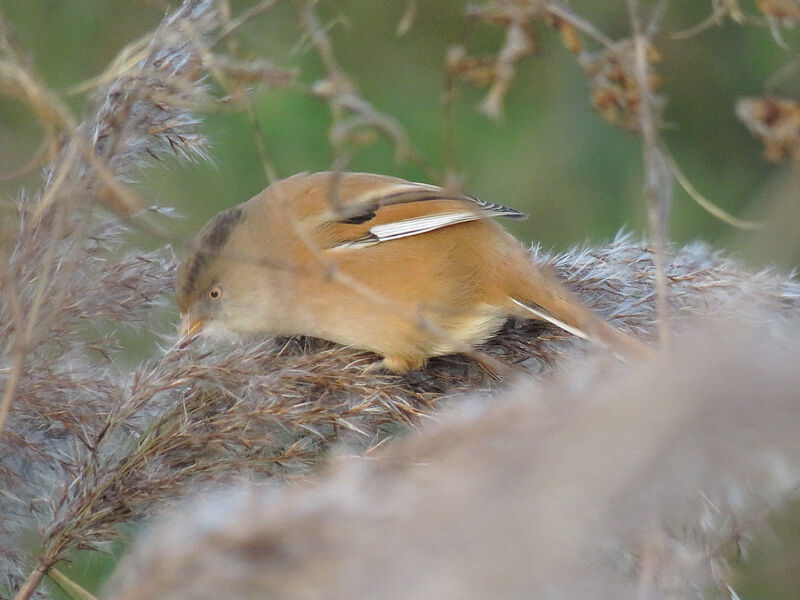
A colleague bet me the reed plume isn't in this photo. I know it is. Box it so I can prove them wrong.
[107,320,800,600]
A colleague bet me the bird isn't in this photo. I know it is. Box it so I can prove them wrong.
[175,171,649,373]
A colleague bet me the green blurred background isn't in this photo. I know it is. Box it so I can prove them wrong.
[1,1,799,597]
[1,0,799,265]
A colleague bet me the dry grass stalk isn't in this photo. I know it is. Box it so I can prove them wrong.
[450,1,596,120]
[672,0,800,43]
[292,0,421,172]
[626,0,672,348]
[107,320,800,600]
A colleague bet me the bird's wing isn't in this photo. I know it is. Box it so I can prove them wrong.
[299,172,527,250]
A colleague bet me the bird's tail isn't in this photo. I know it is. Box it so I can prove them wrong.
[506,265,652,361]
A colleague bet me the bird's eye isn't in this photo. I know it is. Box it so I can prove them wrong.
[208,286,222,301]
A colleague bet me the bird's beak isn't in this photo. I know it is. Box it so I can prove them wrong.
[178,314,205,338]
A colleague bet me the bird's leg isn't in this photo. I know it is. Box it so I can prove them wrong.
[361,353,427,375]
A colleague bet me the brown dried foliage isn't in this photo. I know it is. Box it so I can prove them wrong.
[756,0,800,23]
[448,1,665,131]
[737,96,800,167]
[580,39,664,133]
[449,0,585,119]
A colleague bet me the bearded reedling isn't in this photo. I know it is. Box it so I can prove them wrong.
[176,172,649,373]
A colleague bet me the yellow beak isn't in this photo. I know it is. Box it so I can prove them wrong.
[178,314,205,338]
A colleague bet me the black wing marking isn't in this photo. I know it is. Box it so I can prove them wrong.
[464,194,528,220]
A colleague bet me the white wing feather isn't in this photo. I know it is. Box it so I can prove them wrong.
[369,211,480,241]
[331,211,482,250]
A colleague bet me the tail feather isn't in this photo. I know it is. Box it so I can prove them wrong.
[509,291,653,361]
[509,298,589,341]
[494,244,652,361]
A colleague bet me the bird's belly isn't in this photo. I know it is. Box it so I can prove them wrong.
[306,294,507,360]
[424,305,508,357]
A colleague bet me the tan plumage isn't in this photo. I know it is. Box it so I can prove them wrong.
[176,172,649,373]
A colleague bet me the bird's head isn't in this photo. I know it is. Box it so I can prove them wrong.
[175,205,258,340]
